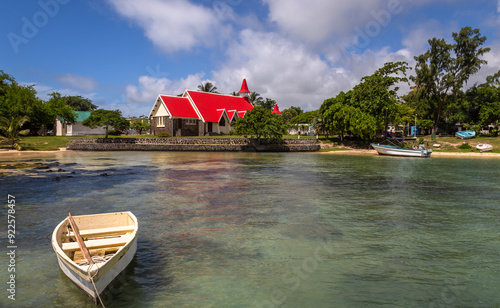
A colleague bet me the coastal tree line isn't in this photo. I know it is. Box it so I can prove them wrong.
[317,27,500,142]
[0,73,135,148]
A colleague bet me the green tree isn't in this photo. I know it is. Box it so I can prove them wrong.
[411,27,490,132]
[82,109,130,138]
[312,115,328,138]
[46,92,77,123]
[61,95,97,111]
[232,106,287,142]
[255,98,276,111]
[290,111,317,125]
[131,118,151,135]
[0,115,29,149]
[282,106,303,124]
[198,82,218,93]
[319,61,409,141]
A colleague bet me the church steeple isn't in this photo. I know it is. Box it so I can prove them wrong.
[238,78,251,98]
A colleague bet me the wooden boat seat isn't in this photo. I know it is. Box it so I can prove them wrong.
[67,225,135,238]
[62,234,132,252]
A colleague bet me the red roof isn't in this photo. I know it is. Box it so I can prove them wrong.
[226,110,237,121]
[186,91,253,123]
[238,79,251,94]
[272,104,282,114]
[160,95,199,118]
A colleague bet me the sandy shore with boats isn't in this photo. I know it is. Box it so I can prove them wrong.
[320,149,500,158]
[1,147,500,158]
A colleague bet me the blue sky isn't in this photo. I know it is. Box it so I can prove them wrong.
[2,0,500,117]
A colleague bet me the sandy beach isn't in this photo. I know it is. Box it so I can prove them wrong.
[320,149,500,158]
[1,147,500,159]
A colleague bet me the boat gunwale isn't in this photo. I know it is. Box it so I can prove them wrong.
[51,211,138,281]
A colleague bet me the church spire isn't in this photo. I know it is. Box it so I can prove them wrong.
[238,78,251,98]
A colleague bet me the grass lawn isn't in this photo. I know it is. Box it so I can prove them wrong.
[2,134,498,152]
[425,135,500,153]
[0,135,155,151]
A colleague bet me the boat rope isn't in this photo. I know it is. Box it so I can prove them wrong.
[87,263,106,308]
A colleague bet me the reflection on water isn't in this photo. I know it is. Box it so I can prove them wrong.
[1,152,500,307]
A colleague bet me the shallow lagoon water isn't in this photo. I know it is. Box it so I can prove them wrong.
[1,151,499,307]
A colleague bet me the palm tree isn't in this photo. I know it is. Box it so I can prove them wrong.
[198,82,218,93]
[312,116,328,138]
[0,116,30,150]
[248,92,264,105]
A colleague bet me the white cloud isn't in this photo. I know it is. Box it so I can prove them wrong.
[106,0,229,52]
[263,0,386,43]
[213,30,416,111]
[124,73,208,104]
[55,73,97,92]
[21,82,97,101]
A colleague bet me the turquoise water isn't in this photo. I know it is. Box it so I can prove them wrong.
[1,152,500,307]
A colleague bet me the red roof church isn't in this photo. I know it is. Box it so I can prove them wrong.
[149,79,255,136]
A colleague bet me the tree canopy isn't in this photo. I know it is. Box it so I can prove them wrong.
[232,106,287,142]
[410,27,490,132]
[130,118,151,135]
[82,109,129,138]
[319,61,409,140]
[0,70,99,136]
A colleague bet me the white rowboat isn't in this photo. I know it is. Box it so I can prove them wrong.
[371,143,432,158]
[51,212,138,301]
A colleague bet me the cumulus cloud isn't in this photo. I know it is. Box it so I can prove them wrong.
[55,73,97,92]
[124,73,208,104]
[212,30,415,111]
[263,0,386,43]
[106,0,229,53]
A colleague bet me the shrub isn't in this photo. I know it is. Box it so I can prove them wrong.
[458,142,472,150]
[157,132,171,138]
[418,137,424,144]
[107,129,122,136]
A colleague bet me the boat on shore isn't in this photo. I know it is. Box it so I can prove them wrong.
[51,212,138,302]
[456,130,476,139]
[371,143,432,158]
[476,143,493,153]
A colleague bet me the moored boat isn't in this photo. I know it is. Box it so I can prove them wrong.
[51,212,138,303]
[456,130,476,139]
[371,143,432,158]
[476,143,493,153]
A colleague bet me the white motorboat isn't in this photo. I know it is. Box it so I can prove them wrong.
[371,143,432,158]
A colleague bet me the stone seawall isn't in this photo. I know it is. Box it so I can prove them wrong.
[66,138,320,152]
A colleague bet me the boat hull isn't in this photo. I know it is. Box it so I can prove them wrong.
[456,130,476,139]
[476,144,493,152]
[52,212,138,300]
[371,144,432,158]
[55,237,137,298]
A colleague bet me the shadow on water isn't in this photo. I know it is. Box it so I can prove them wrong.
[49,237,173,308]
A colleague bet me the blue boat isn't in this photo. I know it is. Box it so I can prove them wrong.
[456,130,476,139]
